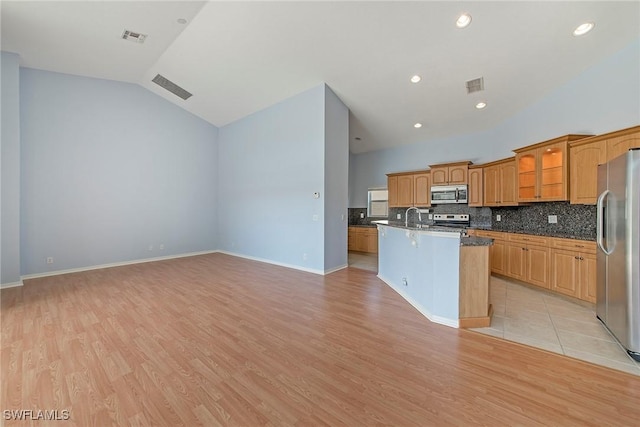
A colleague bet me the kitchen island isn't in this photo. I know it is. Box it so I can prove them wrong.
[377,223,492,328]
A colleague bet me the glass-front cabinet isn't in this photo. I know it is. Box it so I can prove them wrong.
[514,135,590,203]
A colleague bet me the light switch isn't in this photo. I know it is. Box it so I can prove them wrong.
[548,215,558,224]
[312,214,319,221]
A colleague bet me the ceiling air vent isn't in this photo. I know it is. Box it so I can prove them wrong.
[121,30,147,44]
[465,77,484,94]
[151,74,193,100]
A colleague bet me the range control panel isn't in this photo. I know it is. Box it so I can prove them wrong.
[432,214,470,223]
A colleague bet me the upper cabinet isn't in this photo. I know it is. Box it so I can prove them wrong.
[467,165,483,207]
[569,138,607,205]
[606,126,640,162]
[413,172,431,207]
[514,135,591,203]
[569,126,640,205]
[483,157,519,206]
[429,161,471,185]
[387,170,431,208]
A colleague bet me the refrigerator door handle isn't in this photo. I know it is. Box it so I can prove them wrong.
[597,189,613,255]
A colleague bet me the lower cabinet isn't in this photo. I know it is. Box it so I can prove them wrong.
[550,239,597,302]
[475,230,507,275]
[506,237,550,289]
[348,227,378,254]
[474,230,595,302]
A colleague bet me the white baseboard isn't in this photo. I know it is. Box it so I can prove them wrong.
[324,263,348,275]
[0,280,24,289]
[377,274,459,329]
[217,250,336,275]
[20,250,219,281]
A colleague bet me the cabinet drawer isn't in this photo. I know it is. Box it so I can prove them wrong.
[475,230,506,240]
[508,233,549,246]
[551,238,596,254]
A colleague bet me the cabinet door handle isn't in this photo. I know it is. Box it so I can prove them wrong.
[579,256,584,260]
[575,256,580,259]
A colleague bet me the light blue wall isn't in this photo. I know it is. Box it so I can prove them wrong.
[1,52,21,286]
[377,226,460,326]
[217,85,328,272]
[324,86,349,271]
[350,38,640,207]
[19,69,219,275]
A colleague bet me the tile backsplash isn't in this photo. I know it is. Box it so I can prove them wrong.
[491,201,596,240]
[351,201,596,240]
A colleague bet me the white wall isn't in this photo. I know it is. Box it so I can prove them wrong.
[349,38,640,207]
[323,86,349,272]
[19,69,219,275]
[217,85,328,272]
[1,52,21,286]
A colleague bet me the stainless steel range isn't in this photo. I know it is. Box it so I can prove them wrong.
[432,213,470,232]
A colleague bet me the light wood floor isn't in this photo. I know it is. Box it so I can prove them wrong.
[2,253,640,426]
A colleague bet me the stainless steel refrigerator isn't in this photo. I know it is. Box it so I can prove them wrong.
[596,148,640,361]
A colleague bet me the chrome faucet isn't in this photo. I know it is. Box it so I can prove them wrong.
[405,206,422,227]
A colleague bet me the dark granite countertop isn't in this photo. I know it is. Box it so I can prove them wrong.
[470,226,595,241]
[461,236,493,247]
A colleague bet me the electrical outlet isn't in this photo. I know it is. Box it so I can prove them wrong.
[496,214,501,222]
[402,277,408,286]
[548,215,558,224]
[159,244,164,250]
[360,212,365,219]
[397,213,402,220]
[46,257,54,265]
[303,253,308,260]
[312,214,318,221]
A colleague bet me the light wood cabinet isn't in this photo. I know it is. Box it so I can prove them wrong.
[429,161,471,185]
[387,170,431,208]
[468,166,483,207]
[413,172,431,207]
[348,226,378,254]
[514,135,590,203]
[569,138,607,205]
[387,175,398,207]
[506,234,550,289]
[483,158,519,206]
[606,126,640,161]
[550,238,597,302]
[348,227,356,251]
[568,126,639,205]
[459,245,491,328]
[397,174,414,207]
[475,230,507,275]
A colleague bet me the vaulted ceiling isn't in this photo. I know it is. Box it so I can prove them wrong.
[2,1,638,153]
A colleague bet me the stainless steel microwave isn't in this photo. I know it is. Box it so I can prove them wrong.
[430,185,468,204]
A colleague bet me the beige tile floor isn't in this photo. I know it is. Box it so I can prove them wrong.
[472,275,640,376]
[347,251,640,376]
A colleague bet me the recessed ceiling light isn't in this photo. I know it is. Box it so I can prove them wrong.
[475,102,487,109]
[414,123,423,128]
[573,22,595,36]
[410,75,421,83]
[456,13,472,28]
[177,18,188,25]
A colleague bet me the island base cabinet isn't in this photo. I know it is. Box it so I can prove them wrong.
[459,245,492,328]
